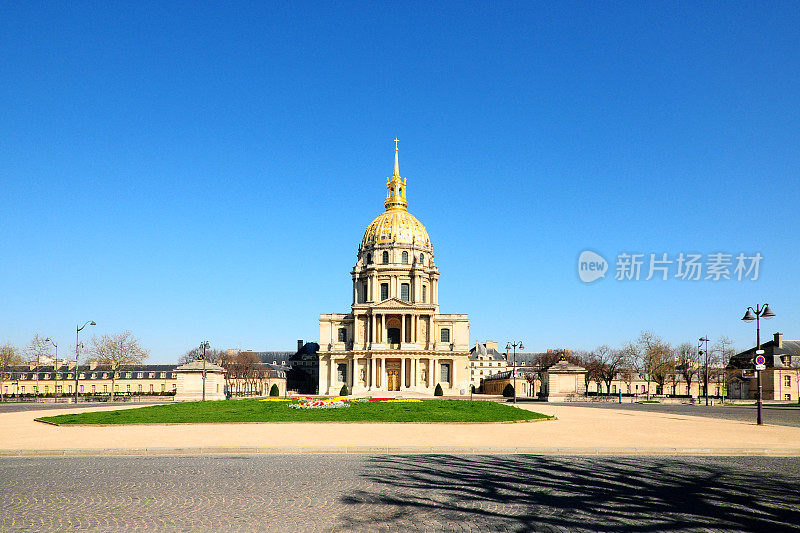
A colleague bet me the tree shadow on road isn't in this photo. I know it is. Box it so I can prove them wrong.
[339,455,800,532]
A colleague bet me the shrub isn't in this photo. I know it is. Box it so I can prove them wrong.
[502,384,515,397]
[270,384,280,397]
[339,384,349,396]
[434,383,443,396]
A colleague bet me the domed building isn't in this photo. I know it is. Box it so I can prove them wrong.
[318,142,470,395]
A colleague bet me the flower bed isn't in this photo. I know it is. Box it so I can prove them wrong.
[281,396,424,409]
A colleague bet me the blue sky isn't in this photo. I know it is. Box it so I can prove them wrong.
[1,2,798,362]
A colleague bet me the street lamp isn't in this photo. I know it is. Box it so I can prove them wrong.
[742,303,775,426]
[698,336,710,406]
[75,321,96,404]
[199,341,210,401]
[44,338,58,401]
[505,341,524,403]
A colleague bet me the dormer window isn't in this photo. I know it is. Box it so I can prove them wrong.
[402,251,409,264]
[419,253,424,264]
[382,251,389,264]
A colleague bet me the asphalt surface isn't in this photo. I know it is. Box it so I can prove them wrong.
[1,454,798,532]
[0,400,165,414]
[545,400,800,427]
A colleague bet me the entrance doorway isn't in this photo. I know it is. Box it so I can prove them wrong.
[387,369,401,391]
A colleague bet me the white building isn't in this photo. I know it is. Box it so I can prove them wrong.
[317,143,470,395]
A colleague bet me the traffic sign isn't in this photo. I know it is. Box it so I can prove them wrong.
[754,354,766,366]
[755,364,766,371]
[755,349,765,355]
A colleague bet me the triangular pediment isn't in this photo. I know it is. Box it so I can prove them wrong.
[369,297,415,309]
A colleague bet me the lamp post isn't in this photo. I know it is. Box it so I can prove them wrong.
[742,303,775,426]
[75,321,96,404]
[44,338,58,401]
[698,336,710,406]
[199,341,210,401]
[505,341,524,403]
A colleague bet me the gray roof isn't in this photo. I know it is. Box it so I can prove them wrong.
[729,338,800,369]
[469,343,506,361]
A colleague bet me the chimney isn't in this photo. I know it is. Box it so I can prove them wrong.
[89,360,98,370]
[297,339,304,352]
[485,340,498,351]
[774,332,783,348]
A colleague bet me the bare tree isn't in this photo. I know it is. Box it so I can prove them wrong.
[595,345,627,395]
[675,342,698,398]
[89,331,149,401]
[0,343,22,401]
[25,333,52,398]
[636,331,672,399]
[178,346,224,365]
[713,336,736,398]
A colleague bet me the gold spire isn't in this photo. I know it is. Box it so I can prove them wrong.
[384,139,408,211]
[393,138,400,177]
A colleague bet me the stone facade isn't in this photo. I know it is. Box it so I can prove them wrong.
[174,361,226,402]
[318,144,470,395]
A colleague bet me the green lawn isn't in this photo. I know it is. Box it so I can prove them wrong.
[36,399,552,425]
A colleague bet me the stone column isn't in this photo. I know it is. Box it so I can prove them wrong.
[381,314,386,343]
[401,357,407,389]
[451,359,456,390]
[401,314,406,343]
[329,356,334,395]
[370,357,376,390]
[414,358,418,387]
[371,314,376,344]
[432,359,438,389]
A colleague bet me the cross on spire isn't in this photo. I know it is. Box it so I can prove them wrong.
[393,138,400,177]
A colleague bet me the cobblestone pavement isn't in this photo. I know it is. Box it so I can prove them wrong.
[1,454,798,532]
[545,400,800,427]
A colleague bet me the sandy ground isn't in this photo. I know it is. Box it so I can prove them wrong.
[1,402,799,455]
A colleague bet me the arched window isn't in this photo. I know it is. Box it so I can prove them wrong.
[382,251,389,264]
[366,253,372,264]
[401,251,409,264]
[419,254,424,264]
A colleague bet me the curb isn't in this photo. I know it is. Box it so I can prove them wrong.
[2,446,799,457]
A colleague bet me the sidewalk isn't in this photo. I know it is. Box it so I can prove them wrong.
[2,402,799,456]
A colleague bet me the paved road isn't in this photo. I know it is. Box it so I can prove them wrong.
[1,454,798,531]
[544,400,800,427]
[0,401,166,414]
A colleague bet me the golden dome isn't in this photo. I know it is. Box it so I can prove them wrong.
[362,208,431,248]
[361,141,431,249]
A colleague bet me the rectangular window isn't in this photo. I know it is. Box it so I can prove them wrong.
[338,328,347,342]
[380,283,389,301]
[161,384,165,392]
[440,328,450,343]
[786,394,792,401]
[337,363,347,383]
[138,385,142,393]
[401,283,410,302]
[80,385,84,392]
[103,385,107,393]
[440,363,451,383]
[149,384,154,392]
[422,285,426,303]
[785,375,792,387]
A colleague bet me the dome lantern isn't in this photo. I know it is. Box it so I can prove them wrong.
[384,139,408,211]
